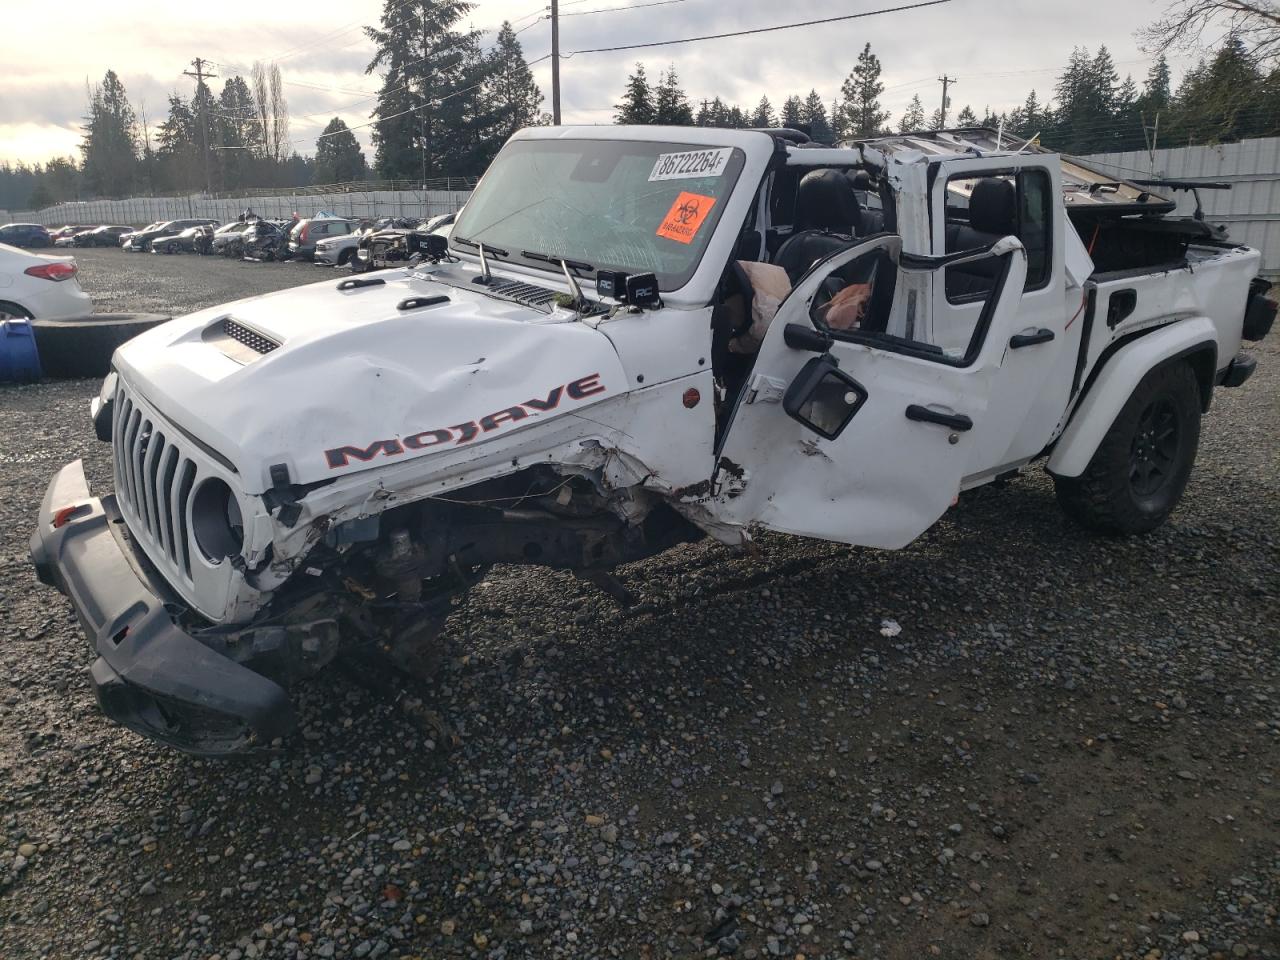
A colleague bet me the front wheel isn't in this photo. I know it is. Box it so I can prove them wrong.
[165,240,180,254]
[1054,360,1202,535]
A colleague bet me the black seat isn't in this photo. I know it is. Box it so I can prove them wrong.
[947,177,1017,252]
[772,169,864,282]
[945,178,1018,298]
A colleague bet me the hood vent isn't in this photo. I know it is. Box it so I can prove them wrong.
[479,276,607,317]
[203,316,281,364]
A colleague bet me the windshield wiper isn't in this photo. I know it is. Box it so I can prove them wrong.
[451,236,509,258]
[521,250,595,274]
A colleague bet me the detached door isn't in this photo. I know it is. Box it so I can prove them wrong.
[714,234,1027,549]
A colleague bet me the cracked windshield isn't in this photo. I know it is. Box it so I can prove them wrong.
[450,138,745,289]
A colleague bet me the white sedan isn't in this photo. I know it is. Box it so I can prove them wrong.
[0,242,93,320]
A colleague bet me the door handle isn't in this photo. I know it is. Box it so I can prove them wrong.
[906,404,973,431]
[1009,328,1055,349]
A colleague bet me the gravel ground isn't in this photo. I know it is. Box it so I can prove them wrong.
[1,248,1277,960]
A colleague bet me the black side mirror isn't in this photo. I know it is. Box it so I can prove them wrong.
[783,354,868,440]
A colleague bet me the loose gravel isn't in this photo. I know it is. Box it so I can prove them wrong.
[0,249,1277,960]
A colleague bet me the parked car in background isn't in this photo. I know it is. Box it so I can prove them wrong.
[242,220,289,261]
[151,223,215,254]
[124,218,220,252]
[53,226,99,248]
[210,221,252,256]
[0,223,52,248]
[312,228,365,267]
[120,222,164,251]
[286,217,354,260]
[74,225,133,247]
[47,225,93,243]
[0,242,92,320]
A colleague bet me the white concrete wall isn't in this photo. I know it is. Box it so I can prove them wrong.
[14,189,472,229]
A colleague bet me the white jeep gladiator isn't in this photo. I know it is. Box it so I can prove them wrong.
[31,125,1276,754]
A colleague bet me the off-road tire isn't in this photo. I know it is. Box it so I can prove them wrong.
[1054,360,1201,535]
[32,313,171,379]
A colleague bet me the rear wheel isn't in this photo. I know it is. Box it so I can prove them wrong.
[0,301,33,321]
[1054,360,1201,535]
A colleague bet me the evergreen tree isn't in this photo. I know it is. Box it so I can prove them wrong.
[80,70,138,198]
[482,22,544,145]
[155,93,198,191]
[802,89,831,142]
[955,104,978,126]
[780,95,804,129]
[751,95,776,128]
[1170,37,1269,143]
[314,118,367,183]
[1090,45,1120,118]
[654,66,694,124]
[615,63,655,124]
[366,0,482,179]
[1141,55,1172,115]
[837,43,890,137]
[215,76,261,190]
[1019,90,1042,132]
[898,94,925,132]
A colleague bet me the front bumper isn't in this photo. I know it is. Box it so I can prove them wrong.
[29,460,295,755]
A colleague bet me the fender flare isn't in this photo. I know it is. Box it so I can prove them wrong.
[1047,316,1218,478]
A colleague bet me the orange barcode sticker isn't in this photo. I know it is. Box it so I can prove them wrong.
[656,192,716,244]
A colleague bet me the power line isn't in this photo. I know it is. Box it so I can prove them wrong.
[559,0,952,57]
[560,0,690,16]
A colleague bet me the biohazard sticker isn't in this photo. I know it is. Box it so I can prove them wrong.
[656,192,716,244]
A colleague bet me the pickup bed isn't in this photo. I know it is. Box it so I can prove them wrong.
[30,125,1275,754]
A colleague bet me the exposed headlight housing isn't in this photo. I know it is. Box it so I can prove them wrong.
[192,478,245,564]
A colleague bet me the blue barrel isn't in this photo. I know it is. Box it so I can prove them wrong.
[0,319,43,383]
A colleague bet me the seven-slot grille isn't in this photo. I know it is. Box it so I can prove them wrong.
[111,382,200,583]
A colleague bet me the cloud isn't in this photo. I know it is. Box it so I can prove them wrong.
[2,0,1187,164]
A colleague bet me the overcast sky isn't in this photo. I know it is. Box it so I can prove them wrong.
[0,0,1201,165]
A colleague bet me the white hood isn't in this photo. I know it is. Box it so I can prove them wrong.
[113,268,628,491]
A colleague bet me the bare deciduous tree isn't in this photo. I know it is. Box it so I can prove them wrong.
[1140,1,1280,64]
[269,65,289,162]
[250,61,290,162]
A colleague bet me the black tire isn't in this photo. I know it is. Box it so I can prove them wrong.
[1054,360,1201,535]
[337,248,354,267]
[0,301,34,321]
[141,239,152,253]
[350,253,368,274]
[165,240,180,254]
[31,313,171,379]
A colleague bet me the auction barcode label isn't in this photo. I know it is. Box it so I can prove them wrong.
[648,148,733,182]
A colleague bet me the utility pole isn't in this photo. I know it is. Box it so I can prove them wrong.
[937,74,956,129]
[550,0,561,125]
[184,57,217,194]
